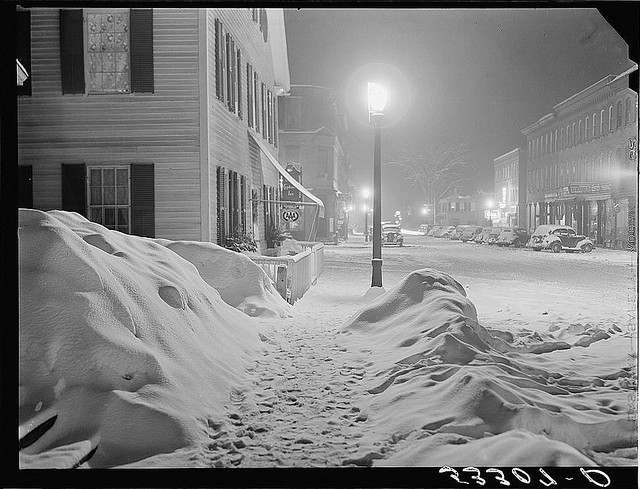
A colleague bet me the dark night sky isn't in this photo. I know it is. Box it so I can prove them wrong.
[284,8,634,218]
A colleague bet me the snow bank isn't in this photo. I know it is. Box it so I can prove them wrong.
[341,268,637,466]
[153,239,291,318]
[18,210,264,468]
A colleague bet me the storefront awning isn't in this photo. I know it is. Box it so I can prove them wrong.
[249,132,324,218]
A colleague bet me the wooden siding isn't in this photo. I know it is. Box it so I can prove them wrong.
[206,9,282,245]
[18,8,202,241]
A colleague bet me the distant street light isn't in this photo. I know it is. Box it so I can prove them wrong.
[362,188,371,242]
[421,205,428,224]
[368,82,387,288]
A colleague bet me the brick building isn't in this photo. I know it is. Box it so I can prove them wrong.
[522,65,638,249]
[278,85,351,241]
[16,7,322,250]
[493,148,527,227]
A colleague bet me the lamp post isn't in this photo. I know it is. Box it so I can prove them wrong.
[368,82,387,288]
[421,205,428,225]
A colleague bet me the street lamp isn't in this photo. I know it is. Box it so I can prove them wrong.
[368,82,387,288]
[421,205,428,224]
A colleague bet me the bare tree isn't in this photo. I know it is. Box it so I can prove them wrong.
[386,142,476,223]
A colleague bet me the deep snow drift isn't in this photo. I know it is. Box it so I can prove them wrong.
[340,269,637,466]
[18,213,636,469]
[18,210,288,468]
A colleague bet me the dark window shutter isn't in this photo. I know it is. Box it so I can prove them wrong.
[18,166,33,208]
[17,10,32,96]
[130,9,154,93]
[214,19,221,100]
[61,163,86,215]
[130,163,155,237]
[60,9,84,94]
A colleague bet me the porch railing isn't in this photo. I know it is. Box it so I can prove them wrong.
[250,241,324,304]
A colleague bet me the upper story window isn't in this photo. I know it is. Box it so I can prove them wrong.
[608,105,613,132]
[600,109,605,135]
[86,11,130,94]
[560,127,564,150]
[60,9,153,95]
[578,119,583,143]
[317,148,330,177]
[592,112,597,138]
[585,116,590,140]
[572,122,576,146]
[616,100,623,128]
[625,97,632,125]
[214,19,242,118]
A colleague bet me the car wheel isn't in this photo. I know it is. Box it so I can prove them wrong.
[551,242,562,253]
[513,239,521,248]
[582,243,593,253]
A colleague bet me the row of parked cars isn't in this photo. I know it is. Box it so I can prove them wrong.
[418,223,595,253]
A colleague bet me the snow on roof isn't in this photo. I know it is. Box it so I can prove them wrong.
[18,210,285,468]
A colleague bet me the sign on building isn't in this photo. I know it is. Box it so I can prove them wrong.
[282,164,302,202]
[282,208,300,222]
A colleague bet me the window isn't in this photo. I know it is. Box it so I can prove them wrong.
[560,127,564,149]
[592,112,597,138]
[554,129,558,151]
[616,101,623,128]
[528,140,532,157]
[246,64,254,128]
[88,166,131,233]
[253,72,260,133]
[585,116,589,140]
[267,90,273,143]
[545,133,548,155]
[85,10,131,94]
[215,19,242,117]
[572,122,576,145]
[608,105,613,132]
[625,97,632,125]
[600,109,605,135]
[549,132,553,154]
[455,202,460,212]
[578,119,583,143]
[261,82,267,139]
[566,124,570,147]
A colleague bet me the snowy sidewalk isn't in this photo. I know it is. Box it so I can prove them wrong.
[201,265,392,468]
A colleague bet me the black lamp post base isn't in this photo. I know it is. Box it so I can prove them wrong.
[371,258,383,287]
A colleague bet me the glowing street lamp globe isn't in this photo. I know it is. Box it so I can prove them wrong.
[367,82,387,121]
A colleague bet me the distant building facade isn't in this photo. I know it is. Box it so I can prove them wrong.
[278,85,351,241]
[493,148,527,227]
[436,190,492,227]
[17,7,322,250]
[522,66,638,249]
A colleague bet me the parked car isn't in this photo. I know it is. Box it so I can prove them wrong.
[474,227,493,244]
[436,225,457,238]
[496,227,531,247]
[460,226,483,243]
[382,223,404,246]
[427,225,442,237]
[486,227,506,245]
[418,224,432,235]
[528,225,594,253]
[450,225,470,240]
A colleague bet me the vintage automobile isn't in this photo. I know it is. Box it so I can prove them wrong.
[473,227,493,244]
[382,223,404,246]
[460,225,484,243]
[528,225,594,253]
[436,225,457,238]
[486,227,507,245]
[450,225,470,240]
[427,225,442,236]
[418,224,432,235]
[495,227,531,247]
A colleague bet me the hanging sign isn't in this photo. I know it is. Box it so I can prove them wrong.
[282,208,300,222]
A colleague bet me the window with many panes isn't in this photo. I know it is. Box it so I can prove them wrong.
[86,10,131,94]
[88,166,130,232]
